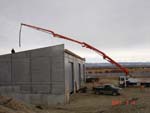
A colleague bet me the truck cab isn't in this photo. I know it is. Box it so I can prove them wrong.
[119,76,150,87]
[119,76,129,87]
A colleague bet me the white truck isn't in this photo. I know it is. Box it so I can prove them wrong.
[119,76,150,87]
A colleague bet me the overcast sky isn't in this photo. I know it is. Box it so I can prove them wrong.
[0,0,150,62]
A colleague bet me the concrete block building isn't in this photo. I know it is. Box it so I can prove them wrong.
[0,44,85,105]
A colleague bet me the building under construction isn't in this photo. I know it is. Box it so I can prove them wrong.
[0,44,85,105]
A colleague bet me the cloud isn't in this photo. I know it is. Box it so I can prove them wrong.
[0,0,150,62]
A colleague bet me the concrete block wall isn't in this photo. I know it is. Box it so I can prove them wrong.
[0,55,12,85]
[0,44,85,105]
[64,51,85,103]
[0,44,65,105]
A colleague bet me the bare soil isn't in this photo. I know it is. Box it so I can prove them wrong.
[47,87,150,113]
[1,78,150,113]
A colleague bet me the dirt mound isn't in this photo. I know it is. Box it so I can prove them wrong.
[0,96,38,113]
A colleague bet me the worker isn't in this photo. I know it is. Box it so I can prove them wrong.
[11,48,15,54]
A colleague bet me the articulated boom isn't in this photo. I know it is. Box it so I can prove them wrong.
[20,23,129,75]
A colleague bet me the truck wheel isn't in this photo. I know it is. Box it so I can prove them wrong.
[112,92,117,96]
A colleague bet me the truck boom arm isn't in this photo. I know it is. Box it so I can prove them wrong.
[19,23,129,75]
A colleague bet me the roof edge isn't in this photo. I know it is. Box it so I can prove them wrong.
[64,49,85,61]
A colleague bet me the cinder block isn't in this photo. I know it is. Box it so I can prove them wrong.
[51,56,64,82]
[31,47,52,57]
[51,45,64,56]
[30,94,49,105]
[31,57,51,82]
[0,58,11,82]
[12,51,30,58]
[31,85,51,94]
[20,85,31,93]
[0,86,20,94]
[47,94,65,105]
[51,82,65,94]
[12,58,30,82]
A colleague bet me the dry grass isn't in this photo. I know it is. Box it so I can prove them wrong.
[47,87,150,113]
[86,77,119,89]
[1,78,150,113]
[0,87,150,113]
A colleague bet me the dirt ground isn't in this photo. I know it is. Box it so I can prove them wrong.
[0,88,150,113]
[46,87,150,113]
[1,79,150,113]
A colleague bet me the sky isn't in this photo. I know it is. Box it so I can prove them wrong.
[0,0,150,63]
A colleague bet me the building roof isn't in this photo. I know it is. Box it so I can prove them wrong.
[0,44,85,61]
[64,49,85,61]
